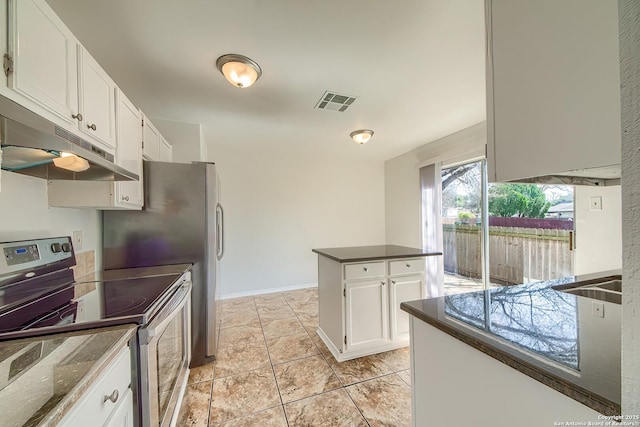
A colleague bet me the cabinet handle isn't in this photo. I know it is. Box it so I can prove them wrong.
[391,280,396,285]
[103,389,119,404]
[87,123,97,131]
[363,267,368,272]
[121,195,130,201]
[381,281,386,286]
[406,264,411,268]
[72,113,83,121]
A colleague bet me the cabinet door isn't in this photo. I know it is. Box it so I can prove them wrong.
[115,90,143,209]
[105,388,134,427]
[486,0,620,182]
[78,47,116,150]
[345,279,388,350]
[8,0,78,125]
[389,275,424,341]
[159,136,173,161]
[142,115,160,160]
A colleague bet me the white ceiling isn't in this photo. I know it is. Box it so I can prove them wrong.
[47,0,486,162]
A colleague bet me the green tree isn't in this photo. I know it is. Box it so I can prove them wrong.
[488,184,551,218]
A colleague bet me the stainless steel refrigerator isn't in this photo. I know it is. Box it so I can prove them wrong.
[103,161,223,367]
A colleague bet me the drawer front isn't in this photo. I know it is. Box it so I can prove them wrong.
[63,345,132,427]
[389,258,426,276]
[344,262,385,280]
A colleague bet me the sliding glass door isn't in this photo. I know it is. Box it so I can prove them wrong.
[439,160,574,295]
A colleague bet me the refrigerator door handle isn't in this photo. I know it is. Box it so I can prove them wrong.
[216,203,224,260]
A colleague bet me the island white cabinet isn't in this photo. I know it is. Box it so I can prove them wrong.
[60,344,134,427]
[316,252,427,362]
[486,0,621,182]
[6,0,79,127]
[77,46,117,150]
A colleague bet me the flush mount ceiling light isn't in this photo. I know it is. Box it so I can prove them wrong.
[216,54,262,88]
[350,129,374,144]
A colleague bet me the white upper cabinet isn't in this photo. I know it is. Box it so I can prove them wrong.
[142,114,161,160]
[114,89,143,208]
[7,0,78,126]
[159,136,173,162]
[486,0,621,182]
[77,46,116,150]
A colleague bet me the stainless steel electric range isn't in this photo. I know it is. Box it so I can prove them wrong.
[0,236,192,427]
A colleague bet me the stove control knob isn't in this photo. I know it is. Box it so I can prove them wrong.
[61,243,72,253]
[51,243,62,253]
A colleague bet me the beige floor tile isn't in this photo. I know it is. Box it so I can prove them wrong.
[188,363,215,384]
[295,311,319,326]
[222,297,255,310]
[261,317,306,339]
[257,304,295,321]
[284,388,368,427]
[210,367,281,424]
[212,406,288,426]
[397,369,412,386]
[217,324,264,348]
[274,355,341,403]
[329,354,393,386]
[308,330,333,358]
[346,374,412,427]
[254,294,289,307]
[220,310,260,329]
[377,346,410,372]
[176,380,212,426]
[266,331,318,364]
[287,300,318,313]
[214,340,271,378]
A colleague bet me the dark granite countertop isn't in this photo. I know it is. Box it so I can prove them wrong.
[312,245,442,262]
[0,324,136,426]
[401,271,621,416]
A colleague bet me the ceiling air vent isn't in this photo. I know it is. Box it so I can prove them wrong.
[315,91,357,112]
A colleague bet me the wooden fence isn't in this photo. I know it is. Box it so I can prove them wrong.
[442,224,573,285]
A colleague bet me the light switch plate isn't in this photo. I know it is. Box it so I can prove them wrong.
[589,196,602,211]
[592,301,605,318]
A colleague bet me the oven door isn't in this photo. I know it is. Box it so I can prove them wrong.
[138,277,192,427]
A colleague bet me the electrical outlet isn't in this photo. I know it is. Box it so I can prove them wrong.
[73,231,83,251]
[592,301,605,318]
[589,196,602,211]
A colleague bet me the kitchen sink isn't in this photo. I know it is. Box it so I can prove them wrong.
[552,276,622,304]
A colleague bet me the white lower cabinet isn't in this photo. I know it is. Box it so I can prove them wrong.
[345,279,388,350]
[389,275,424,341]
[60,345,133,427]
[317,256,426,361]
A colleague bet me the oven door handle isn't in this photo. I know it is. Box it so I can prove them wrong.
[139,281,192,344]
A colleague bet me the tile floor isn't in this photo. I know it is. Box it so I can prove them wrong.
[178,287,412,426]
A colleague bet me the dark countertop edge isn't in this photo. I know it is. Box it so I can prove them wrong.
[401,302,620,416]
[38,324,138,427]
[312,248,442,263]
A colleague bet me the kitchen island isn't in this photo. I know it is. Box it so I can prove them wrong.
[312,245,442,361]
[401,272,622,427]
[0,324,136,427]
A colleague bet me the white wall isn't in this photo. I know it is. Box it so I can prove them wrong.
[153,118,207,164]
[385,122,486,248]
[0,171,101,259]
[573,185,622,275]
[208,147,386,298]
[620,0,640,414]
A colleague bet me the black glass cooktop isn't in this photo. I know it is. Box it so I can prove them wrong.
[0,273,183,340]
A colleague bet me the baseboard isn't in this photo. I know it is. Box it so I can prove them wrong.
[219,283,318,300]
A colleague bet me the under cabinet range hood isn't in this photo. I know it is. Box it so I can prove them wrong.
[509,165,621,187]
[0,95,138,181]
